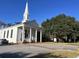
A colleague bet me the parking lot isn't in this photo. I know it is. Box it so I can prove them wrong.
[0,43,79,58]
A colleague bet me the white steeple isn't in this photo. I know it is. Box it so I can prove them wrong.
[22,0,29,23]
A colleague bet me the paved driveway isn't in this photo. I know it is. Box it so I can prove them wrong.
[0,43,79,58]
[0,44,52,58]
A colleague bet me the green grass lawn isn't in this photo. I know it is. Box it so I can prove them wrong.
[66,43,79,46]
[48,50,79,58]
[43,42,79,58]
[44,42,79,46]
[37,50,79,58]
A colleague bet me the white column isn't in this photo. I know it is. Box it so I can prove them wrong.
[35,29,37,43]
[40,30,42,43]
[22,25,25,43]
[29,28,32,43]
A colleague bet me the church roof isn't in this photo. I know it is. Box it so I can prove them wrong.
[24,20,39,27]
[0,20,41,30]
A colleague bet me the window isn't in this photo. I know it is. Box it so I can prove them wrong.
[4,31,6,38]
[7,30,9,38]
[10,29,13,38]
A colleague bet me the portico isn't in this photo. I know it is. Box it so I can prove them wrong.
[22,22,42,43]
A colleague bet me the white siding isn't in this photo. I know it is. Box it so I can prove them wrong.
[0,27,17,43]
[0,30,3,39]
[0,24,23,43]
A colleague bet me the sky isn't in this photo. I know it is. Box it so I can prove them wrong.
[0,0,79,24]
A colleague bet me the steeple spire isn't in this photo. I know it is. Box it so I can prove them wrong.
[22,0,29,23]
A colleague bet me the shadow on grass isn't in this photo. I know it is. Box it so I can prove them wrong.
[30,53,62,58]
[0,52,30,58]
[0,52,62,58]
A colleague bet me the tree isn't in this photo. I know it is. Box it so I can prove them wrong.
[42,14,79,42]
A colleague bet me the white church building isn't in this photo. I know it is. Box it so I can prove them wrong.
[0,0,42,43]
